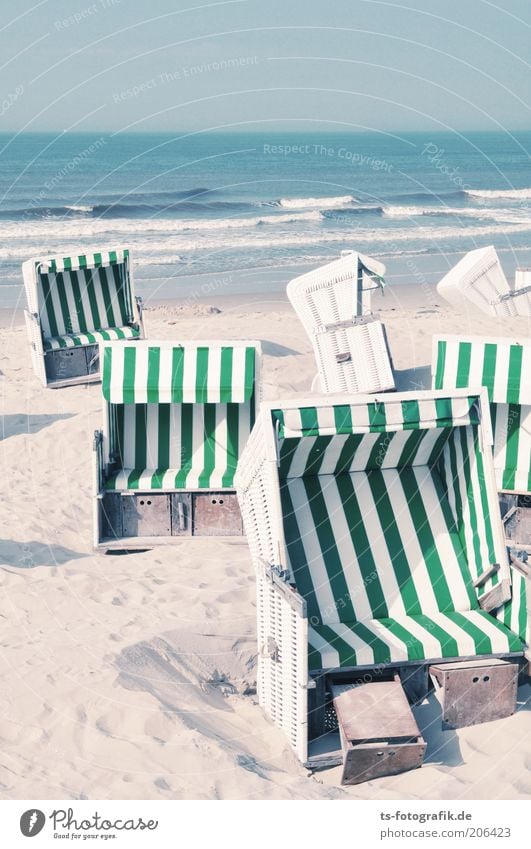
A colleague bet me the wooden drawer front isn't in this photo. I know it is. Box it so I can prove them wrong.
[430,659,518,729]
[122,493,171,538]
[192,493,243,536]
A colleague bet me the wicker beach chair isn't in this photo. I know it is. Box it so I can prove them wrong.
[437,245,531,317]
[235,389,529,779]
[94,339,261,549]
[433,334,531,553]
[287,251,395,394]
[23,248,145,388]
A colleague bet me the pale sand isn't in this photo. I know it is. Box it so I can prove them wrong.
[0,283,530,801]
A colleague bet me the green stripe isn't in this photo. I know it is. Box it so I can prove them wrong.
[456,342,472,388]
[334,433,365,473]
[147,347,161,404]
[243,347,255,401]
[458,427,482,579]
[481,612,523,652]
[198,404,217,487]
[333,405,353,433]
[304,435,333,475]
[507,345,523,404]
[481,343,497,400]
[134,406,147,470]
[54,272,73,334]
[280,482,322,623]
[397,429,427,467]
[367,431,395,469]
[426,427,452,466]
[174,405,194,487]
[502,404,521,491]
[196,348,209,403]
[335,474,388,619]
[278,438,300,478]
[300,407,320,435]
[311,625,358,667]
[367,401,386,430]
[84,269,102,330]
[111,263,128,324]
[219,347,234,402]
[471,426,497,572]
[401,399,420,429]
[434,340,447,390]
[171,348,185,402]
[122,347,137,404]
[102,347,112,400]
[303,476,357,622]
[367,470,421,615]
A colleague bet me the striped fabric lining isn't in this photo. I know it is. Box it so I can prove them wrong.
[278,426,452,478]
[102,344,256,404]
[272,396,480,439]
[105,400,254,490]
[37,253,134,341]
[44,325,139,351]
[308,611,523,670]
[281,467,479,626]
[495,567,529,645]
[434,337,531,494]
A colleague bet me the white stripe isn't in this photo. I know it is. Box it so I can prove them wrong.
[348,432,379,470]
[318,433,350,473]
[466,611,514,653]
[133,348,150,404]
[359,619,410,663]
[288,436,318,477]
[493,343,511,404]
[158,347,174,404]
[467,342,486,393]
[206,346,222,404]
[231,348,248,403]
[182,347,198,404]
[209,403,228,488]
[190,405,205,486]
[493,403,509,486]
[109,344,125,406]
[91,267,110,331]
[441,340,460,392]
[145,405,159,469]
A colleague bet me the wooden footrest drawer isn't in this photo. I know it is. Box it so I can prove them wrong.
[331,676,426,785]
[429,658,518,729]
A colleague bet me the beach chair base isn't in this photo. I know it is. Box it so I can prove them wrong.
[429,658,519,730]
[331,676,426,785]
[98,490,244,548]
[501,495,531,553]
[45,344,100,387]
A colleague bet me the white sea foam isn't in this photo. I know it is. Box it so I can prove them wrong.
[278,195,355,210]
[466,188,531,200]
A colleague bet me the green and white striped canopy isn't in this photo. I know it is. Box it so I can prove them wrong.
[434,335,531,405]
[433,336,531,493]
[102,342,256,404]
[37,249,129,273]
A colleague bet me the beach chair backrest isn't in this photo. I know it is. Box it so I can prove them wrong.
[25,249,135,339]
[268,394,506,625]
[287,251,385,329]
[101,341,258,489]
[437,246,517,316]
[433,335,531,494]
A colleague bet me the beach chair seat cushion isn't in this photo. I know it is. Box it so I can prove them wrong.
[105,465,238,491]
[308,612,523,671]
[44,325,140,351]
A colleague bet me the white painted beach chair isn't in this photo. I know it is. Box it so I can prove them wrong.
[94,339,261,549]
[437,246,531,317]
[23,248,145,388]
[433,334,531,552]
[287,251,395,394]
[235,389,529,777]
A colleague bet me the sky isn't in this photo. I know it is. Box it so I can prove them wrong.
[1,0,531,133]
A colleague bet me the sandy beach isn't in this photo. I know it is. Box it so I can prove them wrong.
[1,281,530,801]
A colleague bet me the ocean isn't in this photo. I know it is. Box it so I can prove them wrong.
[1,130,531,309]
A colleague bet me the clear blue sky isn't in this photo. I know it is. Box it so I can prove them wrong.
[2,0,531,133]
